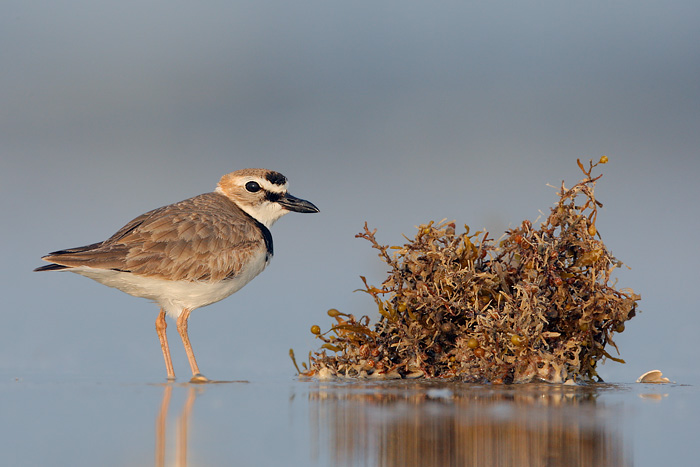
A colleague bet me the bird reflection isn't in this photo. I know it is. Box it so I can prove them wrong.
[309,382,630,467]
[155,385,199,467]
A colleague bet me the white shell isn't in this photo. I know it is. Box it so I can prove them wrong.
[636,369,671,384]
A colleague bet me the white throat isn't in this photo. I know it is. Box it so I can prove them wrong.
[238,201,288,228]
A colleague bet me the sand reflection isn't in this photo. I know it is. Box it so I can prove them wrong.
[309,382,629,467]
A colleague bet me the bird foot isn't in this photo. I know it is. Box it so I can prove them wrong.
[190,373,210,384]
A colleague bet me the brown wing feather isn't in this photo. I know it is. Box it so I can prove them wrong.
[40,193,265,282]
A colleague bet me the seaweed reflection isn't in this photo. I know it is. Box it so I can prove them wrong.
[309,382,629,467]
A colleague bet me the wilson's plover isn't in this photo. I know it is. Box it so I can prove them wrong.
[35,168,319,382]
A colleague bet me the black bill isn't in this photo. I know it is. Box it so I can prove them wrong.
[278,193,320,213]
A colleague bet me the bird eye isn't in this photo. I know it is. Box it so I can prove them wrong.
[245,181,261,193]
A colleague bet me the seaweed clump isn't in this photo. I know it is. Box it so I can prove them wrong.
[299,158,640,383]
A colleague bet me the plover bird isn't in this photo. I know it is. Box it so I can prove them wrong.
[35,169,319,382]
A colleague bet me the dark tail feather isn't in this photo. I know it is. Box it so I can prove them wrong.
[34,263,70,272]
[34,242,104,272]
[45,242,103,256]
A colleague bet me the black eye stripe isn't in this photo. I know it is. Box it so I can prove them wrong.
[245,181,261,193]
[265,191,281,202]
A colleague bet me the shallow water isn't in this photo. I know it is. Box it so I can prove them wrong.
[2,375,697,466]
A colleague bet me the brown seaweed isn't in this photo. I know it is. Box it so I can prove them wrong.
[298,157,639,383]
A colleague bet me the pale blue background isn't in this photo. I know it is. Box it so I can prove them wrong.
[1,1,699,464]
[3,0,699,385]
[4,0,699,383]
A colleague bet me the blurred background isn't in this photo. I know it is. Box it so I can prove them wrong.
[2,0,699,385]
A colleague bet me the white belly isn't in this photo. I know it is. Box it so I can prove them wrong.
[67,252,269,318]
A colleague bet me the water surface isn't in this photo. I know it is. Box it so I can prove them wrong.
[2,375,696,466]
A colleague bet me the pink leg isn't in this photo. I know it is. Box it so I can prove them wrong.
[176,308,209,383]
[156,309,176,380]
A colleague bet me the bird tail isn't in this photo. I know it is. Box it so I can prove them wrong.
[34,242,104,272]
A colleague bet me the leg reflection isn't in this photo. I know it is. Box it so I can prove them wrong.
[177,386,197,466]
[155,385,172,467]
[155,385,199,467]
